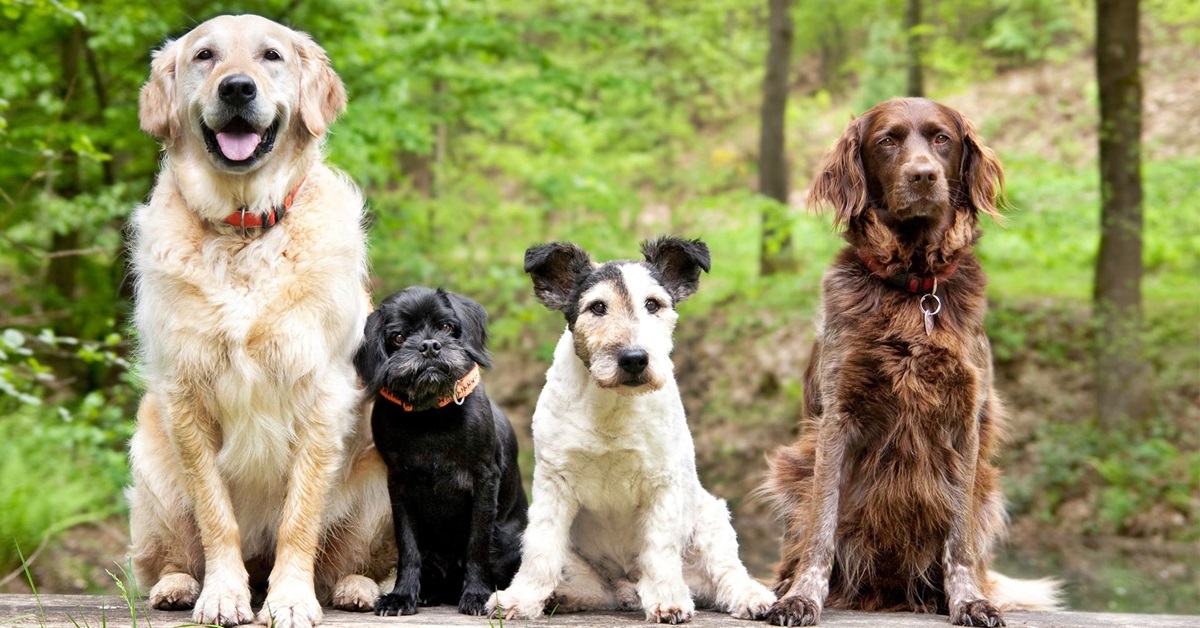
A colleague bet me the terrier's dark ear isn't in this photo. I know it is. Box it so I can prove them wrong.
[442,290,492,369]
[524,242,593,312]
[353,308,389,390]
[641,236,711,303]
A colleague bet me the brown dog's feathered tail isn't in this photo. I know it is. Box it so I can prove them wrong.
[987,570,1063,611]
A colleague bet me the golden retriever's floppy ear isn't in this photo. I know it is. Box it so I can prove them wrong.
[139,38,180,141]
[955,111,1006,222]
[295,34,347,138]
[809,114,870,228]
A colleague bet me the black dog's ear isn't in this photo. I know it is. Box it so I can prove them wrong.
[524,242,593,312]
[641,236,711,303]
[353,308,389,389]
[442,290,492,369]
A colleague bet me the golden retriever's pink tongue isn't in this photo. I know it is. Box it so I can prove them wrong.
[215,130,261,161]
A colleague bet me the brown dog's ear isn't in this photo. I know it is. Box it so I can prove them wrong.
[139,38,181,142]
[809,114,870,228]
[957,112,1006,221]
[524,242,593,312]
[295,33,347,138]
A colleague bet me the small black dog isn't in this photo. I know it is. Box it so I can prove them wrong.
[354,287,527,616]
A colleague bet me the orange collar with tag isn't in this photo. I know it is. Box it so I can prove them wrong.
[222,176,306,231]
[379,363,482,412]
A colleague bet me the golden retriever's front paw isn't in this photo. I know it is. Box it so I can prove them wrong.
[331,574,379,612]
[192,580,253,627]
[488,588,548,620]
[729,581,776,620]
[258,585,323,628]
[148,573,200,610]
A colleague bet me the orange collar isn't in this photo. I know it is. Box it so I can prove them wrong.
[378,364,482,412]
[222,176,306,231]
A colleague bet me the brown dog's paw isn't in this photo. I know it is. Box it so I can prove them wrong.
[764,595,821,626]
[950,599,1005,627]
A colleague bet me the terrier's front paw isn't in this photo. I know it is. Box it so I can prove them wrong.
[950,599,1006,627]
[331,574,379,612]
[645,599,695,624]
[257,585,322,628]
[765,594,821,626]
[488,588,548,620]
[148,573,200,610]
[730,581,776,620]
[192,580,253,627]
[375,592,419,616]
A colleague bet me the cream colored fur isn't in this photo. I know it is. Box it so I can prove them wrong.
[126,15,391,628]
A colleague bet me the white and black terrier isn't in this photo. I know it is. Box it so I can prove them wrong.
[354,287,527,616]
[487,237,775,624]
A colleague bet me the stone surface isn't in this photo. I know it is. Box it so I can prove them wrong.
[0,595,1195,628]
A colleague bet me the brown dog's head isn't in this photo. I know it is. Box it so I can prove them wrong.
[139,15,346,173]
[809,98,1004,227]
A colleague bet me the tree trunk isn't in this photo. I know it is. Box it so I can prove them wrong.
[46,25,85,336]
[759,0,794,275]
[1094,0,1150,427]
[905,0,925,97]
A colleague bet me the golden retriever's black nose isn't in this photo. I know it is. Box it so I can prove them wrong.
[219,75,257,106]
[618,348,649,375]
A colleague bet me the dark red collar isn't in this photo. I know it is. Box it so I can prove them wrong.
[222,176,306,231]
[379,364,482,412]
[859,251,960,294]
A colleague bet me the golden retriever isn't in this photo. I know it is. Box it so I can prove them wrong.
[126,15,392,628]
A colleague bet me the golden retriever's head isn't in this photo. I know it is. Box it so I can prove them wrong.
[139,15,346,173]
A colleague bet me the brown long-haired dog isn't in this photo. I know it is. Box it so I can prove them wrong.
[762,98,1059,627]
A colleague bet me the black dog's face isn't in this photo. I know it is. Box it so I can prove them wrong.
[355,287,491,409]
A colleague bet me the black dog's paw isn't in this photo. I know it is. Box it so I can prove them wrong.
[458,587,491,616]
[374,593,419,616]
[765,595,821,626]
[950,599,1005,627]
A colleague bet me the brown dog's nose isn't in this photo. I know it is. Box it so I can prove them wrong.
[906,162,938,184]
[219,75,257,106]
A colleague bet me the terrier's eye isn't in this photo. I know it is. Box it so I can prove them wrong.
[934,134,950,145]
[390,333,404,346]
[439,323,455,334]
[263,49,282,62]
[587,301,607,316]
[195,49,213,61]
[645,299,661,314]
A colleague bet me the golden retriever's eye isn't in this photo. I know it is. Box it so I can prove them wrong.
[390,333,404,346]
[934,133,951,145]
[195,49,213,61]
[645,299,661,314]
[878,137,895,147]
[587,301,607,316]
[264,49,282,62]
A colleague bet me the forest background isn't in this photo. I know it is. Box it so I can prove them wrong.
[0,0,1196,615]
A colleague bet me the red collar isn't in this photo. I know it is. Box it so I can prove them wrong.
[379,364,482,412]
[222,176,306,230]
[859,251,960,294]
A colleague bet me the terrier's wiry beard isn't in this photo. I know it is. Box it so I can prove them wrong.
[382,348,473,408]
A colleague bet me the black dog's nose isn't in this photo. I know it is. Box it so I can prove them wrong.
[617,348,649,375]
[907,162,938,184]
[218,75,257,106]
[419,339,441,357]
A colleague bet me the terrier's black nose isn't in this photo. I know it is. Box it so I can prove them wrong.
[419,339,441,357]
[617,348,649,375]
[218,75,257,106]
